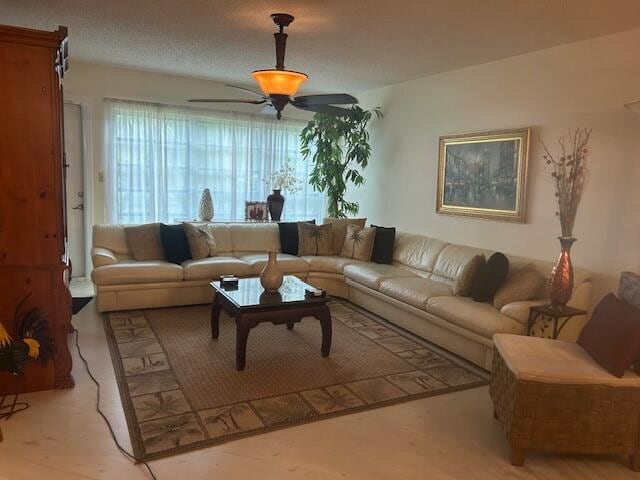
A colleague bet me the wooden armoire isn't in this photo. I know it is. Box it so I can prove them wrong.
[0,25,74,394]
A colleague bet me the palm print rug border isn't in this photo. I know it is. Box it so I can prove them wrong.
[104,299,488,461]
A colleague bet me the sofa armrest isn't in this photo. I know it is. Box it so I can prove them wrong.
[500,299,550,324]
[92,247,118,268]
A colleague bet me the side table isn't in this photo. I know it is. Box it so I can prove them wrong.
[526,304,587,339]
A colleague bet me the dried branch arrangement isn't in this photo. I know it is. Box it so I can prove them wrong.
[541,128,592,238]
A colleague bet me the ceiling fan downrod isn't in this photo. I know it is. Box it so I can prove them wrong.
[271,13,294,70]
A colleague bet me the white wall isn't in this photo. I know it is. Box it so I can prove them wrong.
[352,28,640,308]
[63,62,311,225]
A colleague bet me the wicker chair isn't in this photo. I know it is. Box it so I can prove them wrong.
[490,333,640,470]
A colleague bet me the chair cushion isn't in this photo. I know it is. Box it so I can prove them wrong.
[302,256,363,274]
[124,223,166,261]
[91,261,183,286]
[578,293,640,378]
[494,333,640,386]
[426,296,522,339]
[379,277,453,309]
[237,253,309,275]
[182,256,252,280]
[343,263,415,290]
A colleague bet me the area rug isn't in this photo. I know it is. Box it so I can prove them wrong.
[104,300,488,461]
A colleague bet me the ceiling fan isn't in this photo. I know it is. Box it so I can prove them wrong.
[189,13,358,119]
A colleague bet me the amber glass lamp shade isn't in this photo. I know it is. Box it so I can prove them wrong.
[251,69,308,97]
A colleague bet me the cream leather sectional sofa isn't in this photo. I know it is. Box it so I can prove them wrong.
[91,223,591,370]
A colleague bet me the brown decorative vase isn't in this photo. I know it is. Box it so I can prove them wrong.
[259,251,283,292]
[548,237,576,309]
[267,189,284,221]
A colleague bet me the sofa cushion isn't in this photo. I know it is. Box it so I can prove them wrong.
[237,253,309,275]
[379,277,453,309]
[302,255,361,274]
[430,245,486,291]
[208,224,233,253]
[183,222,217,259]
[426,296,523,339]
[494,334,640,386]
[340,224,376,261]
[160,224,192,264]
[344,263,415,290]
[298,223,333,256]
[229,223,280,253]
[278,220,315,255]
[93,224,130,255]
[471,252,509,302]
[392,232,447,274]
[91,247,118,268]
[91,261,183,286]
[124,223,166,261]
[493,263,545,309]
[182,257,252,281]
[323,217,367,255]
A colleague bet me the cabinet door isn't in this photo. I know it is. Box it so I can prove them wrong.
[0,42,63,267]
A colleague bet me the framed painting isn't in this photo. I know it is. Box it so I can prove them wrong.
[244,201,269,222]
[436,128,530,222]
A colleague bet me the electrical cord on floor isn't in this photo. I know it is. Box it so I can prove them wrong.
[74,328,159,480]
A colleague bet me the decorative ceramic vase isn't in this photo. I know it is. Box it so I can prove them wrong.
[260,251,283,292]
[267,189,284,221]
[199,188,214,221]
[548,237,576,309]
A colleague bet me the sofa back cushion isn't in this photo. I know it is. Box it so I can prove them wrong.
[229,223,280,254]
[124,223,166,261]
[208,224,233,254]
[430,244,486,292]
[392,232,447,274]
[92,225,131,259]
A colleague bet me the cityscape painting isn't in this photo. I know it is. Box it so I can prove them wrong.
[436,128,530,222]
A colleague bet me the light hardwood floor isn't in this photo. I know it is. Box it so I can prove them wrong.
[0,300,636,480]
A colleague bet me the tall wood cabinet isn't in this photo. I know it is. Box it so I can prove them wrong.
[0,25,74,394]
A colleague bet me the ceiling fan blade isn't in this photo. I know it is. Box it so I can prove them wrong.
[293,93,358,106]
[225,84,268,99]
[188,98,266,104]
[293,103,352,116]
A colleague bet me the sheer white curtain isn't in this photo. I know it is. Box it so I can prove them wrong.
[104,99,324,224]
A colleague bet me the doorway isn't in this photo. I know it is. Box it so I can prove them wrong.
[64,103,86,278]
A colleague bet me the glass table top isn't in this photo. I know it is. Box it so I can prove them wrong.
[211,276,327,309]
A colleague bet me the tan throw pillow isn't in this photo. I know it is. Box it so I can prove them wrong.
[454,254,486,296]
[323,217,367,255]
[340,224,376,261]
[124,223,165,261]
[183,223,217,260]
[298,223,333,256]
[493,264,545,309]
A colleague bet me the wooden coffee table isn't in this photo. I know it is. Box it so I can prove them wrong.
[210,276,332,370]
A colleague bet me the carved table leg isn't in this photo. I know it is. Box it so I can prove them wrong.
[286,322,294,330]
[235,316,251,371]
[316,304,332,357]
[510,447,526,467]
[210,295,221,339]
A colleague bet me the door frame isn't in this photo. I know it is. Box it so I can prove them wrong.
[64,95,94,280]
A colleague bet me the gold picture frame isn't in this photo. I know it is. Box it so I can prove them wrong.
[436,128,530,222]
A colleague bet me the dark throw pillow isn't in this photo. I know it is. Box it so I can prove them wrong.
[371,225,396,264]
[578,293,640,378]
[160,224,192,264]
[278,220,315,255]
[471,252,509,302]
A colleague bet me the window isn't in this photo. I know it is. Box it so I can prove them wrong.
[104,99,324,224]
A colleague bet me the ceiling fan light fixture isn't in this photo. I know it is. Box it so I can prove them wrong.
[251,69,308,97]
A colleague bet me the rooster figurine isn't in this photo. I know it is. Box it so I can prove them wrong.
[0,293,55,375]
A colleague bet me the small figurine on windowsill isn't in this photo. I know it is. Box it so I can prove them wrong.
[0,293,54,376]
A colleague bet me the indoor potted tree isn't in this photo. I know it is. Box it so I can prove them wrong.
[300,106,382,218]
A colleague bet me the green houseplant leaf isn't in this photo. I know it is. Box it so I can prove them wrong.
[300,105,383,218]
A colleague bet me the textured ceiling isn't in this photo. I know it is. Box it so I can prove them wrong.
[2,0,640,93]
